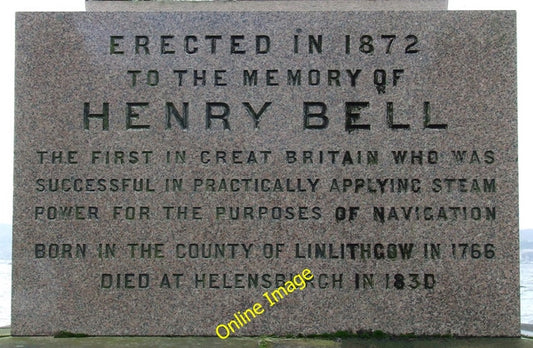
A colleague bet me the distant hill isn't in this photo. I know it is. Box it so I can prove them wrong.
[0,224,10,260]
[522,230,533,249]
[522,229,533,241]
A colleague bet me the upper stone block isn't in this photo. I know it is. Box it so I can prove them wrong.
[85,0,449,12]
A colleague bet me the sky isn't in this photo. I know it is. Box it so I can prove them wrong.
[1,0,532,228]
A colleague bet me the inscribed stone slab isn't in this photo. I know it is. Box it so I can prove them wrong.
[13,11,517,336]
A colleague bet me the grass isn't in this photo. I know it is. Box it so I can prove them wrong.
[53,331,89,338]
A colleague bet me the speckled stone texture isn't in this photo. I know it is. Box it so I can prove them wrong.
[85,0,449,12]
[14,11,517,337]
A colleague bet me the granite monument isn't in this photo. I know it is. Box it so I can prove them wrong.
[13,5,518,337]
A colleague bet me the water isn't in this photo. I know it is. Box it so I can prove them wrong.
[0,260,10,327]
[0,261,531,327]
[522,263,533,324]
